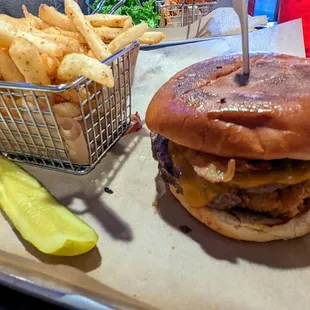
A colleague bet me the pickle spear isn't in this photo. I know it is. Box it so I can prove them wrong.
[0,156,98,256]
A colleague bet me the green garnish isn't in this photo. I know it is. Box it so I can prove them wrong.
[93,0,161,28]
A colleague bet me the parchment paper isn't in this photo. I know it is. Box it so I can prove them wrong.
[0,19,307,310]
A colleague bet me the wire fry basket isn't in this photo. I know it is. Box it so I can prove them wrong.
[0,42,140,175]
[158,0,218,27]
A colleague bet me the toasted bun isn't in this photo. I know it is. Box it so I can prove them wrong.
[169,185,310,242]
[146,53,310,160]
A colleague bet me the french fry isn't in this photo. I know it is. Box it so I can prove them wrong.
[65,0,110,61]
[9,38,51,85]
[87,50,96,59]
[79,44,88,54]
[54,94,67,103]
[86,14,131,28]
[0,20,16,48]
[22,5,50,29]
[138,32,166,45]
[0,49,25,82]
[94,26,124,43]
[59,88,87,104]
[14,97,55,124]
[123,17,133,30]
[40,53,60,80]
[0,15,31,27]
[108,23,148,54]
[39,4,77,32]
[58,53,114,87]
[41,27,61,35]
[42,27,86,44]
[16,31,64,57]
[53,102,82,118]
[14,24,42,33]
[0,17,41,33]
[0,96,20,118]
[14,97,37,111]
[30,32,81,54]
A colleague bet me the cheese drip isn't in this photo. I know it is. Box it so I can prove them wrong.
[169,142,310,208]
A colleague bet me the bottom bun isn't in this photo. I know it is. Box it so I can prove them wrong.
[169,185,310,242]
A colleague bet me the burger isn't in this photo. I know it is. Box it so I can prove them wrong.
[145,53,310,242]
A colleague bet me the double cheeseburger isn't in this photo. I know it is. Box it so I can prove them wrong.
[146,53,310,242]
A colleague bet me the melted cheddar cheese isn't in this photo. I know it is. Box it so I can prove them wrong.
[169,142,228,208]
[230,167,310,188]
[169,142,310,208]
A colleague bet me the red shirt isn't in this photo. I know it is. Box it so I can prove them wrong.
[278,0,310,57]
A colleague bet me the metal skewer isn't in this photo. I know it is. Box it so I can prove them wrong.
[233,0,250,76]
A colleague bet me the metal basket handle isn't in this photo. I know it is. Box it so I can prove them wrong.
[91,0,127,14]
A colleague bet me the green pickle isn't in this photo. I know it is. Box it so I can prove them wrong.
[0,156,98,256]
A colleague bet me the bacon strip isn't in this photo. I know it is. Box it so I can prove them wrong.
[184,150,236,183]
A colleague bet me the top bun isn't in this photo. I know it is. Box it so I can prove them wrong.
[146,53,310,160]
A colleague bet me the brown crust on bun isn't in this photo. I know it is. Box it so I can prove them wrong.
[146,53,310,160]
[169,185,310,242]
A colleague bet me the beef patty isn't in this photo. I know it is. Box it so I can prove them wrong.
[152,133,310,219]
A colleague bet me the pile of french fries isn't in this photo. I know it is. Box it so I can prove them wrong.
[0,0,166,89]
[0,0,166,166]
